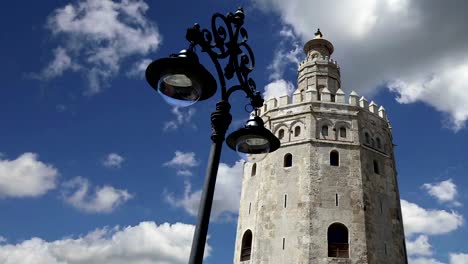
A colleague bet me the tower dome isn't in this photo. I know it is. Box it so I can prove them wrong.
[297,29,341,101]
[303,29,334,57]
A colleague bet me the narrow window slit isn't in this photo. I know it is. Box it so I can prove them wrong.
[282,238,285,250]
[284,154,292,168]
[335,193,339,207]
[284,194,287,208]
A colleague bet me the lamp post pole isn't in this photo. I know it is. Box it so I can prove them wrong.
[146,7,280,264]
[188,100,231,264]
[185,8,264,262]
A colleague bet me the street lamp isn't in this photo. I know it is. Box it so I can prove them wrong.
[145,8,280,264]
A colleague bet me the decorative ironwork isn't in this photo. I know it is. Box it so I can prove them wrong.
[185,7,263,108]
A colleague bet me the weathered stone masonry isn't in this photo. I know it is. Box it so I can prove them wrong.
[233,31,408,264]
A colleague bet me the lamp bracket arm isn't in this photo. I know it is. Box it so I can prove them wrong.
[186,8,260,104]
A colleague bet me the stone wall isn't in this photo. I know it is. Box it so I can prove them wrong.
[233,90,407,263]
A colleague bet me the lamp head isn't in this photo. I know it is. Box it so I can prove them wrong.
[226,115,280,162]
[145,49,217,107]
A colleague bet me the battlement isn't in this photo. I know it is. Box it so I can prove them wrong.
[298,54,340,69]
[260,88,388,121]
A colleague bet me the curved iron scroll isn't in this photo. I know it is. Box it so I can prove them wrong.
[185,8,263,108]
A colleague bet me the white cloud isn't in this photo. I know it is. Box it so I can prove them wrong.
[166,160,244,220]
[422,179,461,206]
[62,177,132,213]
[0,153,58,198]
[251,0,468,130]
[40,0,161,94]
[0,236,5,243]
[406,235,433,257]
[127,58,152,78]
[164,151,199,177]
[401,199,463,237]
[262,25,300,100]
[268,40,301,80]
[0,221,211,264]
[450,253,468,264]
[388,61,468,131]
[103,153,125,168]
[163,107,196,132]
[176,170,193,177]
[263,79,295,100]
[37,47,80,79]
[164,151,198,168]
[409,257,445,264]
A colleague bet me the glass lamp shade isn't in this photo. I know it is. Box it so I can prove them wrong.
[226,116,280,162]
[145,50,217,107]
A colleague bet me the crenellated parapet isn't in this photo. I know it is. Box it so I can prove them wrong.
[298,54,340,69]
[259,89,389,123]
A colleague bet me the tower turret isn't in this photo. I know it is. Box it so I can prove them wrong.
[298,29,341,100]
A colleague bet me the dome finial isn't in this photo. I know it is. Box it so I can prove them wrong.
[314,28,323,39]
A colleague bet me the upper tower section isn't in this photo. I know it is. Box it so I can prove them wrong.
[297,29,341,100]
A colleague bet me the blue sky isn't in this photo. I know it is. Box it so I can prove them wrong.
[0,0,468,263]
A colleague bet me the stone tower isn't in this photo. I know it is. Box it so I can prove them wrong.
[233,30,408,264]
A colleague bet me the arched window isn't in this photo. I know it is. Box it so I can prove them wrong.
[278,129,284,140]
[240,230,253,261]
[373,160,380,174]
[365,132,370,144]
[328,223,349,258]
[339,127,346,138]
[330,151,339,166]
[294,126,301,137]
[284,153,292,167]
[371,138,375,147]
[322,125,329,137]
[251,163,256,177]
[331,94,336,102]
[376,138,381,149]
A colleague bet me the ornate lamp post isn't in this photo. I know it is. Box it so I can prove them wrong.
[145,8,280,263]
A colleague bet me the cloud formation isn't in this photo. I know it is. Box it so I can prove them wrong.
[164,151,199,177]
[263,79,295,100]
[408,257,444,264]
[166,160,244,220]
[401,199,463,237]
[422,179,461,206]
[262,26,300,100]
[251,0,468,130]
[450,253,468,264]
[103,153,125,169]
[0,153,58,198]
[0,221,210,264]
[163,107,196,132]
[406,235,433,257]
[38,0,161,94]
[62,177,133,213]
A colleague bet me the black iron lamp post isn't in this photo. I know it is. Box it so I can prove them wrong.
[145,8,280,264]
